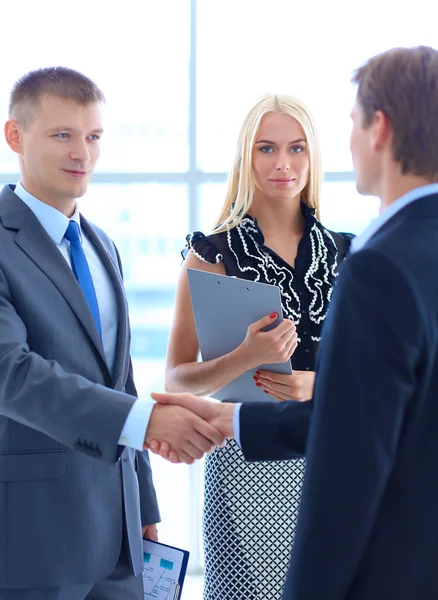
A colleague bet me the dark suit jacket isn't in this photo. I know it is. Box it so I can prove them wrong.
[0,185,159,589]
[240,192,438,599]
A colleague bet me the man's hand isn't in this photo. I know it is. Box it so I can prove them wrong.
[142,524,158,541]
[254,370,315,401]
[144,401,226,465]
[147,393,236,463]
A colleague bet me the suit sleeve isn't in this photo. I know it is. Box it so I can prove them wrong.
[124,360,160,525]
[285,249,423,600]
[240,399,312,460]
[0,267,135,464]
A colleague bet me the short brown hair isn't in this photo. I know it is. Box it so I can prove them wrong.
[9,66,105,127]
[352,46,438,178]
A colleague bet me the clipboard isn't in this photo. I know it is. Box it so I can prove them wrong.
[142,538,189,599]
[188,268,292,403]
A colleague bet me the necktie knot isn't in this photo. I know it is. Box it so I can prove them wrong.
[64,221,81,243]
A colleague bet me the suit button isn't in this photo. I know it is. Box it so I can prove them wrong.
[305,367,310,371]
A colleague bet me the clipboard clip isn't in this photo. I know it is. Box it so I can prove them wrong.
[173,582,181,599]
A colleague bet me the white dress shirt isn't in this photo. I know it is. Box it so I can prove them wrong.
[14,182,153,451]
[233,183,438,446]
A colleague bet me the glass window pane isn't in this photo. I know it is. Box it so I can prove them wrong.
[197,0,438,173]
[83,183,188,292]
[320,181,379,235]
[199,182,227,233]
[0,0,189,173]
[147,455,192,550]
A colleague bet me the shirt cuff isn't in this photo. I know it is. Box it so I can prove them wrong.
[233,403,242,447]
[118,399,155,451]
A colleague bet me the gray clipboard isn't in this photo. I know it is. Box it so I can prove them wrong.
[188,268,292,403]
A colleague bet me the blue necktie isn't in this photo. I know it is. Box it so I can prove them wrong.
[64,221,102,339]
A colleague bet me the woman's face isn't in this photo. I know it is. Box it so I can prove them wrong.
[252,112,310,203]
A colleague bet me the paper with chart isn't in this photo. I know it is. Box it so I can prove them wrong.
[142,539,185,599]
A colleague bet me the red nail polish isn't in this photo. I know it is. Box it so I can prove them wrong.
[270,312,277,319]
[253,376,258,381]
[256,382,262,387]
[255,371,261,375]
[264,390,269,394]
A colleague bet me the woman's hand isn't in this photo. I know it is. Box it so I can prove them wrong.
[254,370,316,402]
[236,312,297,370]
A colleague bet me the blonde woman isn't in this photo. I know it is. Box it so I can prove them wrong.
[164,95,353,599]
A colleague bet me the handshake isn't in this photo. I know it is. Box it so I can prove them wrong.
[143,393,236,464]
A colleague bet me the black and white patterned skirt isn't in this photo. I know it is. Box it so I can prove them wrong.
[202,439,305,600]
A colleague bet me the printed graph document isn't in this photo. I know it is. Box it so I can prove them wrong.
[188,269,292,403]
[142,539,189,600]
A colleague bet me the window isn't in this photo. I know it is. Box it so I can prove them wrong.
[197,0,438,174]
[0,0,190,174]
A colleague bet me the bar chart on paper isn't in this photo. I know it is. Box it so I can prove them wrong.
[143,539,189,600]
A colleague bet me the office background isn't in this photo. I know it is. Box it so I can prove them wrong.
[0,0,435,594]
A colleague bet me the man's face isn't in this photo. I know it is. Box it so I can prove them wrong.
[16,94,103,209]
[350,98,379,196]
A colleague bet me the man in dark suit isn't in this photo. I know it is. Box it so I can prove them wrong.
[0,67,224,599]
[152,45,438,599]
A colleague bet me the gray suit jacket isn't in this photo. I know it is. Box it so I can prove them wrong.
[0,185,160,589]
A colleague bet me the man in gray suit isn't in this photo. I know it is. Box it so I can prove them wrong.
[0,67,224,599]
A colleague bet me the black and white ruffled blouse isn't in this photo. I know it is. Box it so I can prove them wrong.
[183,203,353,372]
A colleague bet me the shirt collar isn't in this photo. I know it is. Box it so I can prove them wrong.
[14,181,81,245]
[350,183,438,254]
[244,201,317,245]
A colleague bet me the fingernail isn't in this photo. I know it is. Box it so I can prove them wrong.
[256,382,262,387]
[255,371,261,375]
[270,312,277,319]
[264,390,269,394]
[253,376,258,381]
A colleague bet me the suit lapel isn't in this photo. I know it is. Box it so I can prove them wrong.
[81,217,129,390]
[0,186,110,376]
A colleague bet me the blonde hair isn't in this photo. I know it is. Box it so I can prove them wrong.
[214,94,322,232]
